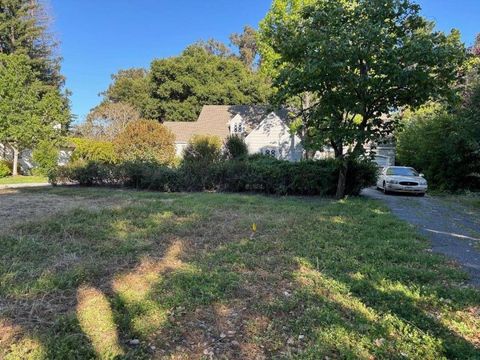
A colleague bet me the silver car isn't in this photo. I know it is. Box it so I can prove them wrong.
[377,166,428,196]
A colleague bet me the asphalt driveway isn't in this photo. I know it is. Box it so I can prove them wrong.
[362,187,480,286]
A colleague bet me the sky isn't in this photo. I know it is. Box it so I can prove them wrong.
[48,0,479,122]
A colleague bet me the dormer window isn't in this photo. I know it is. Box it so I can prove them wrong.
[233,123,243,134]
[229,114,245,135]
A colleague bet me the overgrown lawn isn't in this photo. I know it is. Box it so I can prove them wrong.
[0,175,47,185]
[0,188,478,359]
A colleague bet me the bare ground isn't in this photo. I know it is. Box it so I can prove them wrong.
[0,188,127,231]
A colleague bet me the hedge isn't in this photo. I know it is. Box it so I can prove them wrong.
[55,157,377,196]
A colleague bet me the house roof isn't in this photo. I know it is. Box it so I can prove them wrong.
[163,105,288,143]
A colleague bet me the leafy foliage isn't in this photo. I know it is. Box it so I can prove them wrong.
[183,135,223,164]
[57,157,376,196]
[149,46,270,121]
[32,140,59,177]
[223,135,249,160]
[259,0,465,197]
[114,119,175,165]
[0,161,11,178]
[102,68,154,118]
[230,25,259,69]
[0,0,64,86]
[397,91,480,190]
[0,54,69,151]
[69,137,118,164]
[181,135,223,190]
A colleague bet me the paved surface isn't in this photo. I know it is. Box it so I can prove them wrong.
[362,187,480,286]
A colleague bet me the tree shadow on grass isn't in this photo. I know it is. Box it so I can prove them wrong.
[0,191,479,359]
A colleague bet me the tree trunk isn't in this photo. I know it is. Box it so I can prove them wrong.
[12,145,19,176]
[336,159,348,199]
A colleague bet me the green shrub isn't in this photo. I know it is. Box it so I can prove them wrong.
[224,135,248,160]
[69,137,118,164]
[182,135,223,190]
[0,160,11,178]
[215,158,376,196]
[344,159,379,195]
[57,157,376,196]
[32,140,59,179]
[397,100,480,190]
[57,161,110,186]
[183,135,222,164]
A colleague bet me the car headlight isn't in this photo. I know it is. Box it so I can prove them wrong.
[387,180,398,184]
[419,180,427,185]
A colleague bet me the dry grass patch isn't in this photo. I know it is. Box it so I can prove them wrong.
[0,188,479,359]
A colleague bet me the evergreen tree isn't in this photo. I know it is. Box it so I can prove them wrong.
[0,0,63,86]
[0,54,69,175]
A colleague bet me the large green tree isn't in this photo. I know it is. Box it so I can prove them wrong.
[397,84,480,191]
[101,68,154,119]
[259,0,465,198]
[149,45,270,122]
[0,54,69,175]
[0,0,63,86]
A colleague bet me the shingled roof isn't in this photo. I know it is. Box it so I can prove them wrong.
[163,105,287,143]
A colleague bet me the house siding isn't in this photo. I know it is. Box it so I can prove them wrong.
[1,143,72,173]
[245,113,303,161]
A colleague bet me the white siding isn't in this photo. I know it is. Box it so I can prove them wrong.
[245,113,303,162]
[1,143,72,172]
[0,143,34,172]
[174,142,188,157]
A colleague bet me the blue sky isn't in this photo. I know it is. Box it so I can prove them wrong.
[49,0,479,122]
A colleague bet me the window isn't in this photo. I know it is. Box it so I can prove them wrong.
[386,167,419,177]
[232,123,243,134]
[264,148,277,158]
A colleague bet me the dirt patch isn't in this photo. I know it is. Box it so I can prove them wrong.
[0,188,126,231]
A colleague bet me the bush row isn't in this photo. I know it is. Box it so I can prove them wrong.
[55,157,377,196]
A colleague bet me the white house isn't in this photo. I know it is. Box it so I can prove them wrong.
[244,112,303,161]
[164,105,303,161]
[164,105,395,165]
[0,143,71,174]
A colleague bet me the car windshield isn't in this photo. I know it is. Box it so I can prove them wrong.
[386,167,419,176]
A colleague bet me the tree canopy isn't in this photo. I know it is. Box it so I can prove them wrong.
[101,68,154,119]
[98,30,270,123]
[230,25,259,69]
[0,54,69,174]
[149,45,270,122]
[397,82,480,191]
[259,0,465,197]
[79,102,141,141]
[0,0,63,86]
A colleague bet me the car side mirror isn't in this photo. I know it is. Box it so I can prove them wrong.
[419,173,425,177]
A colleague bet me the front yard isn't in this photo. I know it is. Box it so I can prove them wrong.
[0,188,479,359]
[0,175,48,185]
